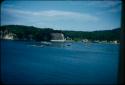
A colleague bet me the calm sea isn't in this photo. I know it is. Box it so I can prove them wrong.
[1,40,119,84]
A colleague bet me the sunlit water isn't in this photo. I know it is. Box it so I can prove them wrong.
[1,40,119,84]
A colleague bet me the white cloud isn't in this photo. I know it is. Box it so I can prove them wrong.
[2,8,98,21]
[2,8,32,15]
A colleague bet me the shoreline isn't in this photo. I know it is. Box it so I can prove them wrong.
[1,39,120,45]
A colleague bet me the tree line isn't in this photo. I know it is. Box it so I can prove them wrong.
[0,25,120,42]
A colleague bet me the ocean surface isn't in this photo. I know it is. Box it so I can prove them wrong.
[1,40,119,84]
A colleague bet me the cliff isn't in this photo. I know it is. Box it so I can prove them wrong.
[51,33,65,42]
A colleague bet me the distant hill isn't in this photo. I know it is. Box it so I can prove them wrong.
[62,28,120,41]
[0,25,120,41]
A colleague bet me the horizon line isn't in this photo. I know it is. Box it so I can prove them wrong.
[1,24,121,32]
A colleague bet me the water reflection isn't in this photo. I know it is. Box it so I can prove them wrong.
[29,41,73,48]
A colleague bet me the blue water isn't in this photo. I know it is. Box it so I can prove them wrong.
[1,40,119,84]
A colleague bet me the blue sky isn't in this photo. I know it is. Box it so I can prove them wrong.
[1,0,122,31]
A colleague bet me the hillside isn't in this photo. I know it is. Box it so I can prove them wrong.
[0,25,120,42]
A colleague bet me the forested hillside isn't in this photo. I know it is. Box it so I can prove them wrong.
[0,25,120,42]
